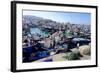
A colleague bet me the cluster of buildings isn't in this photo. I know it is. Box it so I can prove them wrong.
[23,15,90,38]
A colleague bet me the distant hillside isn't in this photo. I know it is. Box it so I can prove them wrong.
[22,15,90,35]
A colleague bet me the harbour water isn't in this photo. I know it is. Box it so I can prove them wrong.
[30,27,50,38]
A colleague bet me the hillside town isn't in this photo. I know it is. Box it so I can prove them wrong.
[22,15,91,63]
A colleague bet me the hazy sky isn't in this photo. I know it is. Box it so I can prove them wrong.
[23,10,91,25]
